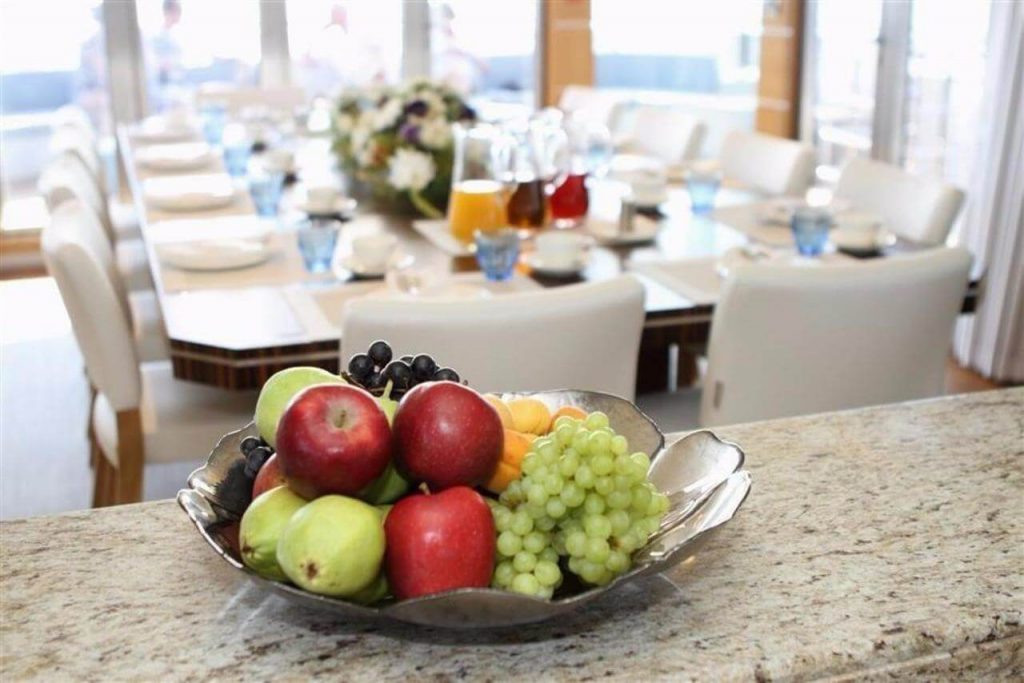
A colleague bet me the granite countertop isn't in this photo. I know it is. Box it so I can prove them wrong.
[2,388,1022,681]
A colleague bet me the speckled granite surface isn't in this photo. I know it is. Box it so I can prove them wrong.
[2,388,1022,681]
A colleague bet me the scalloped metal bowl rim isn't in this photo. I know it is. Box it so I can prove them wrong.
[178,389,746,616]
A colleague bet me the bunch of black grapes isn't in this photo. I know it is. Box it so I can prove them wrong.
[344,340,460,397]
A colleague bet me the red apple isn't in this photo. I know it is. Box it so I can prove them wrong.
[276,384,392,499]
[392,382,503,490]
[384,486,495,600]
[251,454,288,499]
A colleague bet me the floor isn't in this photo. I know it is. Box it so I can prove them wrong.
[0,278,199,520]
[0,276,1004,520]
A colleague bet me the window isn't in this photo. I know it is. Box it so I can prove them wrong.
[136,0,261,112]
[287,0,403,98]
[590,0,762,153]
[0,0,109,231]
[592,0,761,95]
[429,0,538,121]
[804,0,883,182]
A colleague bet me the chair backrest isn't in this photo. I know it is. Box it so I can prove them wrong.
[834,157,965,246]
[558,85,629,135]
[627,106,706,165]
[38,153,117,244]
[700,247,972,426]
[720,130,815,196]
[49,125,103,185]
[41,201,141,411]
[341,277,646,399]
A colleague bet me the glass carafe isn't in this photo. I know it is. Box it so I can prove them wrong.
[505,122,549,230]
[448,122,509,244]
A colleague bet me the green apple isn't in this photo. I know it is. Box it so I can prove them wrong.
[276,495,385,597]
[239,486,307,581]
[254,366,345,447]
[359,462,410,505]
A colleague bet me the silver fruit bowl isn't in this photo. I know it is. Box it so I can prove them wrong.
[178,390,751,629]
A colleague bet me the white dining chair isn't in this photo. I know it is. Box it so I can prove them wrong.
[834,157,965,246]
[558,85,630,137]
[49,121,141,241]
[341,277,647,400]
[37,185,168,363]
[700,247,973,427]
[616,106,706,166]
[719,130,815,196]
[38,154,153,292]
[42,201,255,506]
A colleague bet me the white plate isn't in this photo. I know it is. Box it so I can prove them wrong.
[411,219,475,256]
[157,239,272,271]
[136,142,213,172]
[143,174,237,212]
[294,197,358,217]
[584,214,660,245]
[525,252,589,277]
[133,117,199,144]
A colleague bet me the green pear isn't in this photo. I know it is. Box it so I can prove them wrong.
[239,486,307,581]
[377,382,399,424]
[254,366,345,447]
[348,573,390,605]
[276,495,385,597]
[359,462,410,505]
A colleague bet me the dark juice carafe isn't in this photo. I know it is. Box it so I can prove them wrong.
[507,178,547,228]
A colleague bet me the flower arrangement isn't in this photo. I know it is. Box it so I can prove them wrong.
[331,80,475,218]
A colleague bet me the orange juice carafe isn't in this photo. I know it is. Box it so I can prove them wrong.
[448,123,509,243]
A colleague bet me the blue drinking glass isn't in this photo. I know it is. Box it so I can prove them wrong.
[249,170,285,217]
[474,228,520,282]
[296,219,341,273]
[223,142,251,178]
[685,172,722,214]
[199,104,227,146]
[791,207,833,256]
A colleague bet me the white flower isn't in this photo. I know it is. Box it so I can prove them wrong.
[418,116,452,149]
[350,114,374,157]
[372,97,403,131]
[333,112,354,134]
[388,148,436,192]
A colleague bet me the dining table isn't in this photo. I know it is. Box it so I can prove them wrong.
[2,388,1020,680]
[116,124,979,392]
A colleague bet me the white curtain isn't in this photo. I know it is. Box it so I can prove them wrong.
[954,0,1024,383]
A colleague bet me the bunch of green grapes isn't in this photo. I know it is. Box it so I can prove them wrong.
[489,411,669,597]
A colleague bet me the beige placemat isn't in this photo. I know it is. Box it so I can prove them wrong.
[628,257,722,305]
[158,231,331,293]
[712,203,794,247]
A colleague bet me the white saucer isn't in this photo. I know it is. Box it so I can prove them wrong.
[525,252,589,277]
[295,197,358,218]
[143,174,236,211]
[158,239,272,271]
[335,253,413,279]
[832,228,896,254]
[136,142,213,172]
[584,215,660,245]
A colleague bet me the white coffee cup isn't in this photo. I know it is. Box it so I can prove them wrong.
[536,232,587,269]
[353,234,398,272]
[834,211,883,250]
[630,168,668,206]
[265,148,295,174]
[306,186,338,213]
